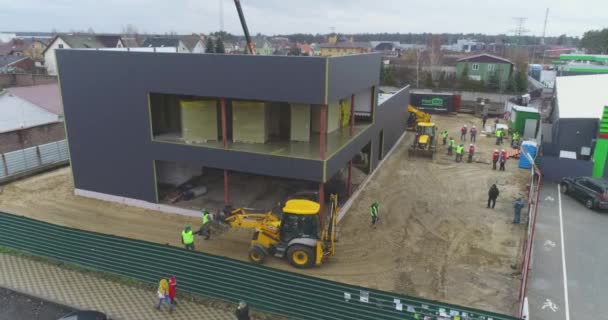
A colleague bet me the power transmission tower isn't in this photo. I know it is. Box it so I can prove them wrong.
[541,8,549,45]
[511,17,530,46]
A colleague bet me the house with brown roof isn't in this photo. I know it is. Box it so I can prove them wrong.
[319,36,371,57]
[0,56,35,74]
[43,34,125,75]
[0,38,47,62]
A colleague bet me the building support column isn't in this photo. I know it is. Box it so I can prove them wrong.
[220,98,230,206]
[350,94,355,136]
[370,86,375,120]
[347,160,353,196]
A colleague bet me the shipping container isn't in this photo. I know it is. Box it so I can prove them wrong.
[410,92,460,113]
[510,106,540,138]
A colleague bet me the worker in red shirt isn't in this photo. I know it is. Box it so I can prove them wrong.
[499,149,507,171]
[460,125,468,141]
[492,149,499,170]
[467,144,475,163]
[168,276,177,306]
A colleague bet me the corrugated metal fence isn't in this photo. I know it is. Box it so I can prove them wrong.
[0,212,518,320]
[0,140,68,182]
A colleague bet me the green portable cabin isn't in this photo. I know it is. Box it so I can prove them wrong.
[510,106,540,138]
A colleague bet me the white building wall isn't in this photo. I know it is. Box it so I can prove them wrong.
[178,41,190,53]
[192,41,205,53]
[44,37,70,76]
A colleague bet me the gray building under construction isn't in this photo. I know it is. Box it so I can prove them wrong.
[57,50,408,216]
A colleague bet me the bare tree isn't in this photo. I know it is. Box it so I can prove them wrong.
[87,27,95,34]
[428,34,443,82]
[122,24,139,36]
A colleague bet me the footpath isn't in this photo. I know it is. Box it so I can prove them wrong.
[0,253,235,320]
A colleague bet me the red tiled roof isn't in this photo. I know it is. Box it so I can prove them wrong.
[7,83,63,115]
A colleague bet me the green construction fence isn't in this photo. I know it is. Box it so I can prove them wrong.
[0,211,518,320]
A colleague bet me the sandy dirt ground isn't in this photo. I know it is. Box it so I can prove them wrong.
[0,114,526,315]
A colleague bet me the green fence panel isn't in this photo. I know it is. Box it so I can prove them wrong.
[0,212,518,320]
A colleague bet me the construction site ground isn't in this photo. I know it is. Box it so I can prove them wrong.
[0,113,526,316]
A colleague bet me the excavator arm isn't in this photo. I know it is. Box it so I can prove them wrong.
[407,105,431,130]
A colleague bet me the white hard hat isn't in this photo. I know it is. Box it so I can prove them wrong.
[494,149,498,152]
[501,149,505,152]
[470,144,473,146]
[464,125,467,127]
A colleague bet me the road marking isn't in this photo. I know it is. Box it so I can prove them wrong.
[543,240,556,251]
[557,185,571,320]
[545,196,555,201]
[542,298,558,312]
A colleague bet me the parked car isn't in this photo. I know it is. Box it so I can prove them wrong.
[58,311,108,320]
[561,176,608,209]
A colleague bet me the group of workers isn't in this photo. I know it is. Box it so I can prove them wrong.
[442,126,476,163]
[492,149,509,171]
[181,209,212,251]
[487,184,526,224]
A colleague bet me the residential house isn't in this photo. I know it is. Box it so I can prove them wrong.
[56,49,408,215]
[371,41,401,58]
[180,35,205,53]
[0,56,35,74]
[142,36,188,53]
[319,37,371,57]
[297,43,314,56]
[121,37,141,48]
[253,37,273,55]
[43,34,124,75]
[442,39,484,53]
[0,39,47,61]
[0,83,64,153]
[456,53,514,86]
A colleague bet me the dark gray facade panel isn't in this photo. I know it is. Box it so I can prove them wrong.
[327,53,381,102]
[326,87,409,179]
[540,156,593,181]
[56,50,327,104]
[555,118,598,155]
[151,143,323,182]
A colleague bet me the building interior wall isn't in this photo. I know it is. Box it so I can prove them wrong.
[290,103,311,142]
[180,99,218,142]
[232,101,270,143]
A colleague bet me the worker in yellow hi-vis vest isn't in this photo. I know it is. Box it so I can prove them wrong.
[181,224,194,250]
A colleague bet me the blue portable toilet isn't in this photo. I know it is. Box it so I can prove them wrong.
[519,141,538,169]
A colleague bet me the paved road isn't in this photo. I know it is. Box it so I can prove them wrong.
[0,287,74,320]
[528,182,608,320]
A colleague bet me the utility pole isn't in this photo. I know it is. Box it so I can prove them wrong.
[511,17,530,46]
[541,8,549,45]
[219,0,224,32]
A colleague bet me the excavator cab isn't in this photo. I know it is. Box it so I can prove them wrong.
[279,200,321,242]
[408,122,437,159]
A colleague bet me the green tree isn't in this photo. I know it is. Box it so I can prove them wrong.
[579,28,608,54]
[380,65,398,86]
[487,71,501,91]
[424,72,434,88]
[288,47,302,56]
[215,38,225,54]
[515,70,528,92]
[205,38,215,53]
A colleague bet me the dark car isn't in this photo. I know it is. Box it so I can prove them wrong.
[58,311,108,320]
[561,176,608,209]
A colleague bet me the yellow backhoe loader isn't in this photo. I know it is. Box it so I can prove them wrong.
[407,105,431,131]
[408,122,437,159]
[222,194,338,268]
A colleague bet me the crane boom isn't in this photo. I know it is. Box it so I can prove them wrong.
[233,0,255,54]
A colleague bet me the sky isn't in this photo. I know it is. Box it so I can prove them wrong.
[1,0,607,37]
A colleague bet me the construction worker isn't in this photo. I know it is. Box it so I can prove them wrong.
[441,130,448,145]
[455,144,464,162]
[512,132,520,148]
[494,117,500,131]
[370,202,379,225]
[467,144,475,163]
[487,184,500,209]
[499,129,505,145]
[196,208,211,240]
[513,197,525,224]
[460,125,467,141]
[482,114,488,129]
[470,126,477,143]
[492,149,499,170]
[235,301,251,320]
[495,128,501,145]
[499,149,507,171]
[447,137,455,155]
[181,224,195,250]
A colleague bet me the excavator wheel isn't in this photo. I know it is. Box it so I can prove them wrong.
[248,246,266,264]
[287,245,314,268]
